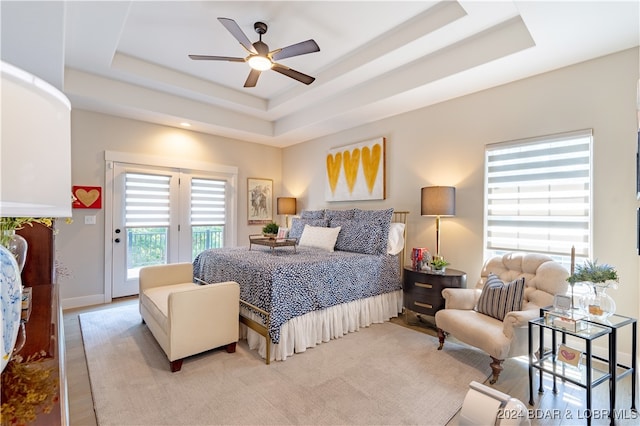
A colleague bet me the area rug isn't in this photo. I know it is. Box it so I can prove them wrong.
[80,304,492,425]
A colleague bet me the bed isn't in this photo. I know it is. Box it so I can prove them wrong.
[193,209,408,363]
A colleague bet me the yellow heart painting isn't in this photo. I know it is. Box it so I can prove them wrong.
[325,137,385,201]
[326,152,342,195]
[343,148,361,193]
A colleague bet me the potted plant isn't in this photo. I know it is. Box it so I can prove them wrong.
[261,222,279,238]
[431,257,450,274]
[567,259,619,318]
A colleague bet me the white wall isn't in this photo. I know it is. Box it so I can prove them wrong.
[283,48,640,355]
[57,110,282,308]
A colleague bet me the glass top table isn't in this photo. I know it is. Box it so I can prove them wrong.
[532,308,637,424]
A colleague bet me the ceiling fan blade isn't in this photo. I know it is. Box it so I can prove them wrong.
[244,69,261,88]
[188,55,245,62]
[217,17,258,55]
[272,64,315,85]
[270,39,320,61]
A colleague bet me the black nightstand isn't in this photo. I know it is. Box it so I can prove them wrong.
[402,266,467,317]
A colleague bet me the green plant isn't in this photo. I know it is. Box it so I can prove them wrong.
[0,217,54,247]
[431,257,450,270]
[567,259,619,285]
[262,222,279,235]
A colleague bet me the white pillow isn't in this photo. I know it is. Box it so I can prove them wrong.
[298,225,341,252]
[387,222,405,255]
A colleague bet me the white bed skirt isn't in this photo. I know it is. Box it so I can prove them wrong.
[240,289,403,362]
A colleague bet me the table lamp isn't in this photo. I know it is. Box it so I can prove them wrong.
[277,197,296,228]
[421,186,456,259]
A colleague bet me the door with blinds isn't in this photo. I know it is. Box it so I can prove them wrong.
[111,163,227,298]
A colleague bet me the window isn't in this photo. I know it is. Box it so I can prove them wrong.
[484,129,592,269]
[190,177,226,259]
[125,172,171,273]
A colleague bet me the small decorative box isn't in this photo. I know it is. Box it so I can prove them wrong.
[544,309,587,332]
[411,248,431,270]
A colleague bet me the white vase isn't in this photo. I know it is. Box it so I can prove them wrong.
[1,244,23,372]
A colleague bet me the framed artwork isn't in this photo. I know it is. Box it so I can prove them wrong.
[247,178,273,225]
[556,344,582,368]
[72,185,102,209]
[276,227,288,240]
[325,137,386,202]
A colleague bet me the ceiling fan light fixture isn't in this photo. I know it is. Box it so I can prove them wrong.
[247,55,272,71]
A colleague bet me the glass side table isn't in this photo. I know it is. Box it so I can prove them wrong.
[528,316,612,426]
[582,313,637,416]
[540,307,638,419]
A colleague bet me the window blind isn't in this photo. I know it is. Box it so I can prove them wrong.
[191,178,226,226]
[124,173,171,227]
[485,129,592,260]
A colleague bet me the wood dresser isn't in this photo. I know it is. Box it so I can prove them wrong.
[1,223,67,425]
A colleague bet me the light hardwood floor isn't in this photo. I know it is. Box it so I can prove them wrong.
[64,302,637,425]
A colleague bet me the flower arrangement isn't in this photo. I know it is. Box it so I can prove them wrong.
[0,351,58,425]
[567,259,619,289]
[0,218,53,247]
[0,217,72,248]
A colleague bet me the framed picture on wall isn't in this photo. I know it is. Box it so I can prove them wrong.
[247,178,273,225]
[325,137,386,202]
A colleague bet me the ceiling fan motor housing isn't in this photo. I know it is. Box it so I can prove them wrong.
[254,22,268,35]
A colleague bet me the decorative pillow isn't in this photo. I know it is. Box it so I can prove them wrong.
[353,207,393,224]
[300,210,325,219]
[330,219,372,254]
[298,225,341,252]
[325,209,357,221]
[475,273,526,321]
[386,222,405,255]
[288,218,328,241]
[346,208,393,255]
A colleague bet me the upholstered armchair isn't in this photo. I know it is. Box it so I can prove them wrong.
[139,263,240,372]
[434,252,569,384]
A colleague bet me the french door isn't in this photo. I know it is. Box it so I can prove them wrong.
[110,163,228,298]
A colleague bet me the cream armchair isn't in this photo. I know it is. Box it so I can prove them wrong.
[139,262,240,372]
[434,252,569,384]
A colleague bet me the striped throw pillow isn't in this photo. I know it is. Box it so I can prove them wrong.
[475,273,526,321]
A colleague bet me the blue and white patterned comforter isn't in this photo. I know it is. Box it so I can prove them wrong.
[192,246,401,344]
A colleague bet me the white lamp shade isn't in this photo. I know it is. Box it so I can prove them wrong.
[1,61,72,217]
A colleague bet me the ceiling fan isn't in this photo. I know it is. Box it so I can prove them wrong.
[189,17,320,88]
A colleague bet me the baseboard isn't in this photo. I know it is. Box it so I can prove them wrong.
[62,294,108,310]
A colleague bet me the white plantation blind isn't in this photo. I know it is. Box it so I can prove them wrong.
[484,129,592,260]
[191,178,226,226]
[125,173,171,227]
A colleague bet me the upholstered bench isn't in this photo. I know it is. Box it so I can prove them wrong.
[139,262,240,372]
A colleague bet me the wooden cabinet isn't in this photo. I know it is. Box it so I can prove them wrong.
[17,222,55,285]
[1,221,67,425]
[402,267,466,316]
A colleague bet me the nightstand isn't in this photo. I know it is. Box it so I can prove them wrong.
[402,266,467,318]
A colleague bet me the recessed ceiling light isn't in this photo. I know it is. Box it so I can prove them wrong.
[180,122,191,127]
